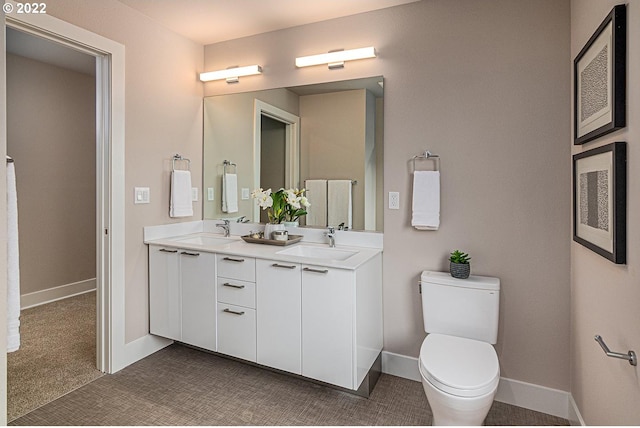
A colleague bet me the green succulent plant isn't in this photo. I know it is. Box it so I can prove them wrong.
[449,250,471,264]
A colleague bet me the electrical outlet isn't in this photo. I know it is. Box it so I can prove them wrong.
[191,187,198,202]
[389,191,400,209]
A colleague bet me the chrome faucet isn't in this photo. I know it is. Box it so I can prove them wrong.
[216,219,230,237]
[326,227,336,248]
[236,216,249,223]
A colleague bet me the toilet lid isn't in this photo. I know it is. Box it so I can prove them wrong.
[419,334,500,398]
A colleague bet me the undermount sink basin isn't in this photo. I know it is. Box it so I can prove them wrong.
[171,235,235,246]
[276,245,358,261]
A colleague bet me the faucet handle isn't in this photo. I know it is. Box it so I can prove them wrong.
[327,227,335,234]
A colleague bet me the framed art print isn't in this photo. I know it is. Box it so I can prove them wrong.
[574,4,626,145]
[573,142,626,264]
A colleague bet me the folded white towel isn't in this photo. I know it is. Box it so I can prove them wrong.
[328,180,352,229]
[7,161,20,352]
[170,170,193,218]
[222,173,238,213]
[412,171,440,230]
[305,180,328,227]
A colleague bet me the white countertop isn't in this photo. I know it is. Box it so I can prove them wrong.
[145,232,382,270]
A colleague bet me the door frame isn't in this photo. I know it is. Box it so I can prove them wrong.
[5,11,126,375]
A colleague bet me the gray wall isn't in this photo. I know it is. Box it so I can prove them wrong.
[6,53,96,296]
[204,0,571,391]
[571,0,640,424]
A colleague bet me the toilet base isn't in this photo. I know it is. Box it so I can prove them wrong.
[421,374,496,426]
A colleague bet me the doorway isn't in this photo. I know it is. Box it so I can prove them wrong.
[252,100,300,222]
[2,12,127,424]
[5,26,100,421]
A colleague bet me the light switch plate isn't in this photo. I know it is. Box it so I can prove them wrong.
[389,191,400,210]
[134,187,150,204]
[191,187,198,202]
[241,188,250,200]
[207,187,214,201]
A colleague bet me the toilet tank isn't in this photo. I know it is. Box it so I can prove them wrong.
[420,271,500,344]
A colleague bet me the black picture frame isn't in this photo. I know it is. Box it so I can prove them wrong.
[573,142,626,264]
[573,4,626,145]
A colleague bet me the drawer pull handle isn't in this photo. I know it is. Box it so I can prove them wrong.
[223,308,245,316]
[181,251,200,257]
[159,248,178,253]
[223,257,245,263]
[272,263,296,269]
[222,282,245,289]
[303,267,329,274]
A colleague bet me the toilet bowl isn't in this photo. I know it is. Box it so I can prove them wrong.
[419,333,500,426]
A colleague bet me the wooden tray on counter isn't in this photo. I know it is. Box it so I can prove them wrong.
[240,234,303,246]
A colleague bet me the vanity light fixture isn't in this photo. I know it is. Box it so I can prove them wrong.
[295,46,376,69]
[199,64,263,83]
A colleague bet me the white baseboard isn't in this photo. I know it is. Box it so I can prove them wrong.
[381,350,571,420]
[21,278,96,309]
[568,394,586,426]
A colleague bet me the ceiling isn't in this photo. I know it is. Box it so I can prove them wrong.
[116,0,420,45]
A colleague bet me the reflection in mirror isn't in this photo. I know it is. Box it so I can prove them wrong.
[203,76,384,232]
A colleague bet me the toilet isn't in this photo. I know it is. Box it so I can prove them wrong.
[419,271,500,426]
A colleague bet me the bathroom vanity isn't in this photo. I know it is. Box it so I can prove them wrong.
[146,232,383,395]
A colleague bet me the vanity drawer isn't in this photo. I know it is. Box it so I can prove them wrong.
[216,254,255,282]
[217,303,256,362]
[217,277,256,309]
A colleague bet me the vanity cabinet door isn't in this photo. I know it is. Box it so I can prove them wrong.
[256,259,302,375]
[180,250,216,351]
[217,303,256,361]
[149,245,181,341]
[301,265,355,389]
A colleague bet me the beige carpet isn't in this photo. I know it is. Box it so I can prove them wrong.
[7,291,103,422]
[12,343,569,426]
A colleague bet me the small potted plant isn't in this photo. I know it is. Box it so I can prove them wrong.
[449,250,471,279]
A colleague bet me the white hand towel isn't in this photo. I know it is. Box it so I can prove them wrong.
[7,161,20,352]
[222,173,238,213]
[305,180,327,226]
[328,180,352,229]
[170,170,193,218]
[412,171,440,230]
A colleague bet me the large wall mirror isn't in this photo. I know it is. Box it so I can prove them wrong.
[203,76,384,232]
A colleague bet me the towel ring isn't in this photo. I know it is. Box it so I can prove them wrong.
[411,150,440,172]
[172,154,191,171]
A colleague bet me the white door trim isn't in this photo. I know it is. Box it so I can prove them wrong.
[5,8,126,374]
[253,99,300,221]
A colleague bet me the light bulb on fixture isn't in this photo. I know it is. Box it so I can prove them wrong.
[295,46,377,69]
[199,64,263,83]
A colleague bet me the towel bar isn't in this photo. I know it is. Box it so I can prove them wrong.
[595,335,637,366]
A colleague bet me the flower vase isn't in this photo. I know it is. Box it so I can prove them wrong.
[283,221,299,228]
[264,223,285,240]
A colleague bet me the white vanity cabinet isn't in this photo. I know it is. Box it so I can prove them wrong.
[148,245,216,350]
[256,259,302,375]
[216,254,257,362]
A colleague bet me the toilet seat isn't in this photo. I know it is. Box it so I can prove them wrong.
[419,333,500,398]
